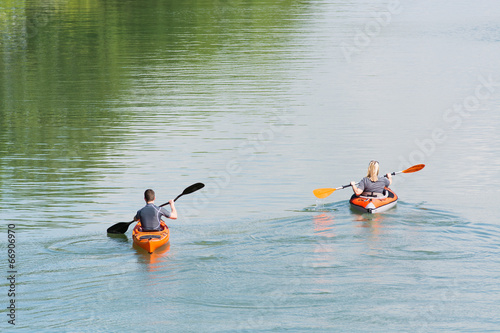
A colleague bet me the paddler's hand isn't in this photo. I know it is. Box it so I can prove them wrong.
[169,200,178,219]
[350,181,362,196]
[350,181,356,191]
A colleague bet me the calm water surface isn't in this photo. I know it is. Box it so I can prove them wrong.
[1,0,499,331]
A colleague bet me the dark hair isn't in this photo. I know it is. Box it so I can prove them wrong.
[144,189,155,202]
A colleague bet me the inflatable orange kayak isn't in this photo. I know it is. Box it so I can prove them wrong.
[349,187,398,214]
[132,221,170,254]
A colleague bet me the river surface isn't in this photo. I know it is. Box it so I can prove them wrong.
[1,0,499,332]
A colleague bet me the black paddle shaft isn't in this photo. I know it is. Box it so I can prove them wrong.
[159,182,204,207]
[106,183,204,234]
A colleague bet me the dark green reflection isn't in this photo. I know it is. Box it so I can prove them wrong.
[1,0,305,200]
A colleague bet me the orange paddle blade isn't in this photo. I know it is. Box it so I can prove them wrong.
[313,188,336,199]
[402,164,425,173]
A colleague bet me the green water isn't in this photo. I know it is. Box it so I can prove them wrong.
[1,0,500,331]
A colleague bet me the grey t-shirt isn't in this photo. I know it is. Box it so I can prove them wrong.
[134,203,170,231]
[357,176,390,194]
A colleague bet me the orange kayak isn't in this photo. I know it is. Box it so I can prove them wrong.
[132,221,170,254]
[349,187,398,214]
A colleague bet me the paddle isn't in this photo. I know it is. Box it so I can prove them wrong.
[106,182,205,234]
[313,164,425,199]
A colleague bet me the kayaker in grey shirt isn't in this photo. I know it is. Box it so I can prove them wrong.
[350,160,392,195]
[134,189,177,231]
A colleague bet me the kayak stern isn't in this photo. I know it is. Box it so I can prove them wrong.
[349,187,398,214]
[132,222,170,254]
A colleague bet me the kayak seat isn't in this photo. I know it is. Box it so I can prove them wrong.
[361,191,386,199]
[139,235,162,240]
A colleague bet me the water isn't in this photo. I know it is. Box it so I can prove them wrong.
[1,0,499,331]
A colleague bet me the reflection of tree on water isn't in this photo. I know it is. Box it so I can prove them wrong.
[1,2,133,204]
[1,0,308,229]
[1,0,307,176]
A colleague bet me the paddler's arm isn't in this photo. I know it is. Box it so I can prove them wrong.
[168,200,178,219]
[386,173,392,186]
[350,181,363,196]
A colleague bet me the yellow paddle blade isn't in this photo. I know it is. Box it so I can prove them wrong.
[402,164,425,173]
[313,188,336,199]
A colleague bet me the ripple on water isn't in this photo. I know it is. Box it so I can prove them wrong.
[22,201,499,327]
[45,233,132,257]
[189,239,234,247]
[287,199,500,267]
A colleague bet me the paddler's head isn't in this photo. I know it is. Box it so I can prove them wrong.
[144,189,155,203]
[366,160,379,182]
